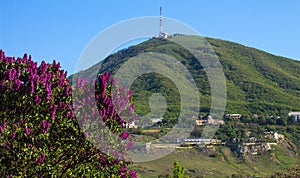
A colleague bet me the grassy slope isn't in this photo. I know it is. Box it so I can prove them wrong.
[131,146,300,178]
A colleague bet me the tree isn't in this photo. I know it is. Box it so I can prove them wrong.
[266,117,276,125]
[258,116,266,125]
[240,115,251,123]
[0,50,137,177]
[251,117,259,124]
[173,161,189,178]
[276,118,287,126]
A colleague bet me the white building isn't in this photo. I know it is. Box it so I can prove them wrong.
[151,118,163,124]
[124,121,138,129]
[206,117,225,125]
[226,114,242,119]
[288,112,300,122]
[183,138,211,145]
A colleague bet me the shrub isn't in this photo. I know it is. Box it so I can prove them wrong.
[0,50,137,177]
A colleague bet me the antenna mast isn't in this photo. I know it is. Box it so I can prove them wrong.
[160,6,163,37]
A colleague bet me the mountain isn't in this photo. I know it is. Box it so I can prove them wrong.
[71,35,300,118]
[70,35,300,177]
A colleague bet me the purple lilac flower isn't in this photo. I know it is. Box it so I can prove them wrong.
[16,66,21,77]
[50,105,56,120]
[13,79,22,90]
[10,133,16,140]
[25,127,31,136]
[128,90,132,97]
[119,131,129,139]
[45,83,52,99]
[112,158,120,164]
[56,61,60,69]
[38,153,46,163]
[119,117,124,126]
[9,69,16,81]
[0,80,5,88]
[70,110,74,119]
[53,60,57,67]
[34,94,40,105]
[118,166,127,174]
[129,103,134,114]
[3,143,9,149]
[99,154,105,163]
[23,53,28,60]
[0,122,5,132]
[84,131,88,138]
[29,81,34,93]
[82,98,86,105]
[41,120,50,134]
[129,171,138,178]
[58,102,62,108]
[64,86,69,96]
[4,70,10,81]
[81,78,87,88]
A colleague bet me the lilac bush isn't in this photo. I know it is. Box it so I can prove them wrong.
[0,50,137,177]
[73,70,137,162]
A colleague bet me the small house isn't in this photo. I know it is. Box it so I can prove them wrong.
[288,112,300,122]
[226,114,242,119]
[151,118,163,124]
[195,119,206,126]
[123,121,138,129]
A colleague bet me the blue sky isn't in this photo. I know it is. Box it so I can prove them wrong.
[1,0,300,75]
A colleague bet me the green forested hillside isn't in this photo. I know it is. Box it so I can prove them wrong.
[207,37,300,115]
[73,35,300,118]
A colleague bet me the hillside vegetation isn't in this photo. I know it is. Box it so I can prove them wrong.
[73,35,300,118]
